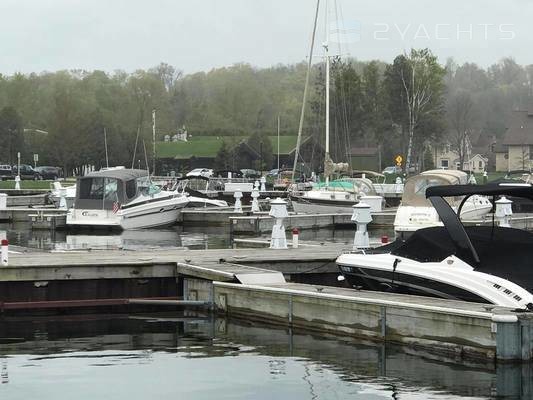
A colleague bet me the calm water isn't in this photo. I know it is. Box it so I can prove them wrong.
[0,222,394,251]
[0,313,526,399]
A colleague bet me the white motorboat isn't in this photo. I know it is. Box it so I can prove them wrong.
[337,182,533,310]
[49,181,76,208]
[66,168,189,230]
[394,170,492,236]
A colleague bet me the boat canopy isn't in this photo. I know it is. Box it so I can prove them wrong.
[422,182,533,269]
[314,178,376,195]
[390,225,533,293]
[426,182,533,201]
[75,169,157,210]
[401,171,466,207]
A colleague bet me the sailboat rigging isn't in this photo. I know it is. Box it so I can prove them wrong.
[290,0,384,213]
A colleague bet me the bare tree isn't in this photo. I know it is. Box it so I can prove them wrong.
[448,90,474,170]
[400,49,446,173]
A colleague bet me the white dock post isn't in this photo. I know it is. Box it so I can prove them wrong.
[269,198,288,249]
[59,188,68,209]
[0,193,7,210]
[254,180,259,190]
[352,202,372,250]
[233,190,243,213]
[260,176,266,192]
[1,239,8,266]
[495,196,513,228]
[250,187,260,213]
[14,175,20,190]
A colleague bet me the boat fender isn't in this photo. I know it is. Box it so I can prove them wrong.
[491,314,518,323]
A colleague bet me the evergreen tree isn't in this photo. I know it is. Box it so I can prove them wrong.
[0,107,24,164]
[247,131,273,171]
[214,140,231,171]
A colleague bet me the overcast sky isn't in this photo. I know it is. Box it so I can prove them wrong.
[0,0,531,75]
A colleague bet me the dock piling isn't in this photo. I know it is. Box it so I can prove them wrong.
[352,202,372,250]
[233,191,243,213]
[269,198,289,249]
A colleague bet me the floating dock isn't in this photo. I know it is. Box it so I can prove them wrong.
[0,207,66,223]
[228,211,396,234]
[1,245,532,362]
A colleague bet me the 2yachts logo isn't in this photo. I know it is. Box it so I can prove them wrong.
[372,23,515,41]
[329,21,516,43]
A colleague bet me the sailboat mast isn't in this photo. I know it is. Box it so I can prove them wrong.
[103,127,109,169]
[277,115,280,172]
[291,0,320,183]
[324,0,330,185]
[152,109,156,176]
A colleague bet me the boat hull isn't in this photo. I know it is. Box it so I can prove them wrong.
[291,197,355,214]
[336,252,533,308]
[291,192,383,214]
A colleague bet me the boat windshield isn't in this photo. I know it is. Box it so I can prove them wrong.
[79,177,120,201]
[402,174,463,207]
[136,176,161,196]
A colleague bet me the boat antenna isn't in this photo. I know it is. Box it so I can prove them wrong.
[131,124,141,169]
[142,139,150,175]
[291,0,320,183]
[104,127,109,168]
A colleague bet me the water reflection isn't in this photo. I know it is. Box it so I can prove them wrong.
[0,222,231,251]
[0,222,394,251]
[0,314,529,399]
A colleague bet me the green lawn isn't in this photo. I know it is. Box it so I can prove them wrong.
[156,136,297,159]
[0,180,76,189]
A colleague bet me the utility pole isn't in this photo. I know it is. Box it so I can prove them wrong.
[260,141,263,175]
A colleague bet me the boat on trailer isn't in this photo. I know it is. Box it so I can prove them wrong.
[67,168,189,230]
[337,182,533,310]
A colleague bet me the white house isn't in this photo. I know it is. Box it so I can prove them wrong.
[462,154,488,173]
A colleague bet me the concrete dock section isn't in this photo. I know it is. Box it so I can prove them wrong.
[0,245,532,362]
[212,281,533,362]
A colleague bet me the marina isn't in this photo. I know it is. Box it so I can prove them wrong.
[2,0,533,397]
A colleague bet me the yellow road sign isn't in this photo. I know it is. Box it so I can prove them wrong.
[395,155,403,165]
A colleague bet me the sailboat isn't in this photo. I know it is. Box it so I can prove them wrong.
[290,1,384,214]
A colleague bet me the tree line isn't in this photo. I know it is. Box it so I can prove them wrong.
[0,53,530,175]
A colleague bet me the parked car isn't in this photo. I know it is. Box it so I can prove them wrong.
[214,169,243,178]
[240,169,261,178]
[0,164,12,181]
[186,168,213,178]
[12,164,42,180]
[35,166,63,180]
[382,166,402,175]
